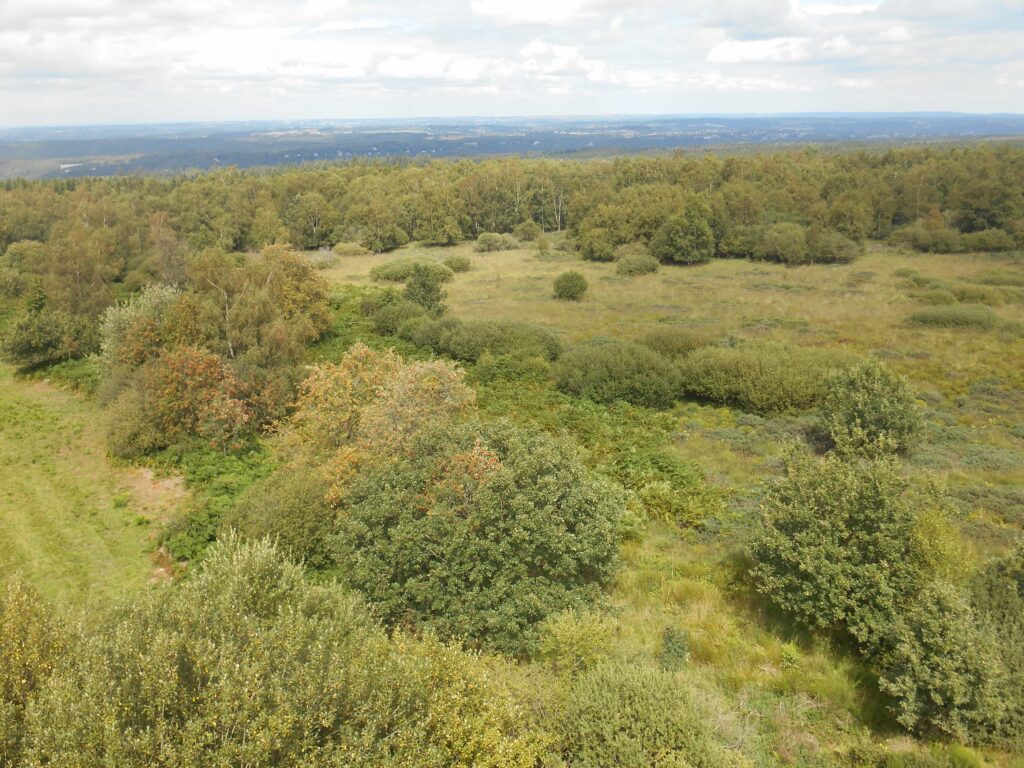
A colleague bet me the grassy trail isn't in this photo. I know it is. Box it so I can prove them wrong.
[0,364,182,604]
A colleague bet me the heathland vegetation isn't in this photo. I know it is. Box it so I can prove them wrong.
[1,144,1023,767]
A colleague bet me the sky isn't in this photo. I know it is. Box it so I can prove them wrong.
[0,0,1022,126]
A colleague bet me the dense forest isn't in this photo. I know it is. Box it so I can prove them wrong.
[1,144,1023,767]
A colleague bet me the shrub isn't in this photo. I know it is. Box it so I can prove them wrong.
[805,226,862,264]
[578,226,615,262]
[553,271,588,301]
[878,581,1005,741]
[907,304,999,330]
[474,232,517,252]
[679,341,851,415]
[754,222,808,264]
[442,253,472,273]
[961,228,1016,252]
[749,453,952,652]
[649,201,715,265]
[513,220,542,241]
[717,225,762,259]
[557,662,747,768]
[818,358,923,456]
[331,240,369,256]
[915,288,958,305]
[432,319,562,362]
[369,259,453,284]
[372,298,426,335]
[109,346,253,457]
[1,309,99,370]
[971,544,1024,749]
[638,326,715,359]
[537,609,615,676]
[555,340,680,409]
[0,579,64,766]
[403,262,447,312]
[0,266,24,298]
[332,421,624,655]
[23,538,544,767]
[99,284,182,369]
[616,250,659,276]
[948,283,1005,305]
[890,222,963,253]
[225,469,335,569]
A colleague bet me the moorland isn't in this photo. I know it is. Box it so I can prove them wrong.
[1,144,1022,767]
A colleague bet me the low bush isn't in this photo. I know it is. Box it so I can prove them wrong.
[818,358,923,456]
[915,288,958,305]
[369,259,453,284]
[225,469,335,569]
[331,241,369,256]
[805,226,862,264]
[557,662,747,768]
[578,227,615,262]
[332,421,624,655]
[878,581,1005,742]
[679,341,852,415]
[513,220,542,241]
[474,232,517,252]
[436,319,563,362]
[555,340,680,409]
[638,326,716,358]
[906,304,999,330]
[553,271,588,301]
[372,298,426,335]
[717,225,762,259]
[1,309,99,371]
[442,253,472,273]
[616,250,659,276]
[749,452,953,652]
[890,222,963,253]
[961,228,1016,252]
[22,538,545,767]
[948,283,1005,305]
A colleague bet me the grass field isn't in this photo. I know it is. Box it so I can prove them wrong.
[0,363,183,603]
[315,239,1024,763]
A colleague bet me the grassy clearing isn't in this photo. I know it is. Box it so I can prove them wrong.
[0,364,183,603]
[319,241,1024,764]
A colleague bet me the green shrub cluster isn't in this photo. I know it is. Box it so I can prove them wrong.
[615,248,659,276]
[750,453,1024,744]
[719,223,860,264]
[442,253,472,272]
[513,220,542,241]
[475,232,518,252]
[553,270,588,301]
[638,326,716,359]
[6,538,545,767]
[1,308,99,370]
[906,304,999,330]
[557,662,747,767]
[332,421,624,655]
[398,316,562,362]
[369,259,454,284]
[555,340,680,409]
[818,358,923,456]
[679,341,852,415]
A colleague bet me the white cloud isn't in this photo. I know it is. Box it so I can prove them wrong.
[707,37,810,63]
[469,0,589,25]
[802,3,878,15]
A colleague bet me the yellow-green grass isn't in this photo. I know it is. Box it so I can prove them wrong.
[322,241,1024,487]
[320,241,1024,763]
[0,364,182,604]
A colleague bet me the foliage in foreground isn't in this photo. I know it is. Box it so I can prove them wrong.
[4,538,545,768]
[749,453,1024,745]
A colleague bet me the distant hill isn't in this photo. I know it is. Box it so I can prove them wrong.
[2,113,1023,180]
